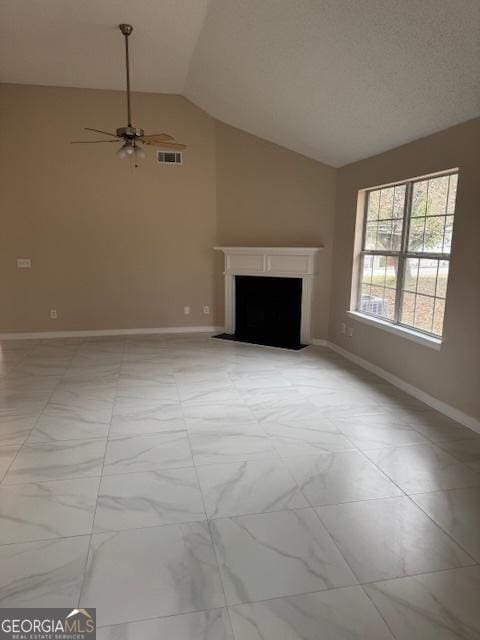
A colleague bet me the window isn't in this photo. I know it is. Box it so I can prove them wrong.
[356,170,458,339]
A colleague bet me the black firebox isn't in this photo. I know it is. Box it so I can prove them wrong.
[215,275,305,350]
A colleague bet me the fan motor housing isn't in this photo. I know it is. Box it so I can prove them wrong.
[116,126,144,139]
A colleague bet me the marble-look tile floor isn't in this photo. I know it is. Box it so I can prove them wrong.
[0,333,479,639]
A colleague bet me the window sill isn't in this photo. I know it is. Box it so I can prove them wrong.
[347,311,442,350]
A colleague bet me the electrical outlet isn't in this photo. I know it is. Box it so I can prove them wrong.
[50,309,57,319]
[340,322,346,334]
[17,258,31,269]
[203,306,210,315]
[184,306,190,315]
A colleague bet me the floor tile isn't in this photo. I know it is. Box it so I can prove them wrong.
[210,508,357,604]
[49,383,116,407]
[0,477,99,544]
[1,335,477,635]
[266,423,355,457]
[267,406,339,430]
[71,353,123,369]
[436,438,480,472]
[122,343,168,358]
[175,371,233,385]
[365,566,480,640]
[307,393,381,418]
[116,375,178,401]
[17,356,71,377]
[0,395,47,419]
[285,451,402,506]
[111,397,185,435]
[365,444,480,493]
[41,399,113,426]
[181,386,244,405]
[103,431,192,474]
[0,536,90,607]
[412,487,480,561]
[0,373,61,395]
[80,523,225,626]
[197,459,307,518]
[0,415,36,446]
[120,360,174,379]
[247,395,318,424]
[178,376,235,395]
[64,363,121,379]
[94,468,205,531]
[283,370,341,390]
[364,389,428,413]
[401,410,480,442]
[316,496,473,583]
[335,413,430,450]
[28,414,110,442]
[53,377,118,403]
[183,404,257,430]
[97,609,233,640]
[4,439,106,484]
[0,446,20,481]
[230,372,292,390]
[229,586,394,640]
[190,428,276,465]
[241,387,306,405]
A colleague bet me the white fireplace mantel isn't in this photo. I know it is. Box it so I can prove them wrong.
[214,246,322,344]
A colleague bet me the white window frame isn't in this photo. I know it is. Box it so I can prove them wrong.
[351,169,458,346]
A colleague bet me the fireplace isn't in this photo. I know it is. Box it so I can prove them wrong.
[214,246,322,348]
[234,275,302,348]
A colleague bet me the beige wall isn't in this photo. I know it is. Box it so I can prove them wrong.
[329,118,480,420]
[0,83,218,331]
[215,122,336,338]
[0,83,335,337]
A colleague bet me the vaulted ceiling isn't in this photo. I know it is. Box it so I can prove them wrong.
[1,0,479,166]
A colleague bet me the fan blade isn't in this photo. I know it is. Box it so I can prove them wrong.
[141,139,186,150]
[71,139,120,144]
[142,133,175,142]
[84,127,118,137]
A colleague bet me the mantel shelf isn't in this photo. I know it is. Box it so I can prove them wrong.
[214,246,322,255]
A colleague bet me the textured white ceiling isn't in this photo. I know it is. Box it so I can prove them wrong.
[1,0,479,165]
[0,0,209,93]
[187,0,480,166]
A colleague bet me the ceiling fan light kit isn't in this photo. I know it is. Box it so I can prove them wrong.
[71,23,186,166]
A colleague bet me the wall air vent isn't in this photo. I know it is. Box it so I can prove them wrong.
[157,151,183,165]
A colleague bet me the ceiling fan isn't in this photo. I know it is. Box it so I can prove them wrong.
[71,24,186,164]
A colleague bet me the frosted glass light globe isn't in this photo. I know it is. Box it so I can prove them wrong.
[117,145,129,160]
[133,146,146,160]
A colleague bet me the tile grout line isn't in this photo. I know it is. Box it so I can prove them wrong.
[355,446,480,563]
[318,410,480,558]
[360,582,403,640]
[0,342,82,485]
[76,337,126,608]
[178,379,237,639]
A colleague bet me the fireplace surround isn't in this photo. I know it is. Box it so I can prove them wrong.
[214,246,322,346]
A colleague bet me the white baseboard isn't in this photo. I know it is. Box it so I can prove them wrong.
[311,338,328,347]
[0,326,223,340]
[324,340,480,434]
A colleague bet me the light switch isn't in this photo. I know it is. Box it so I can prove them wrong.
[17,258,31,269]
